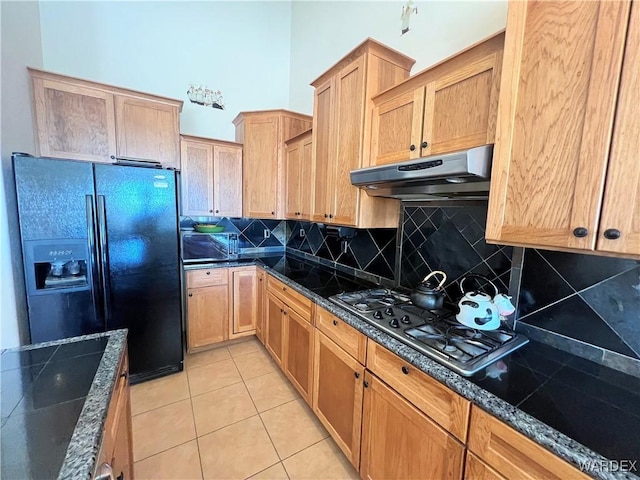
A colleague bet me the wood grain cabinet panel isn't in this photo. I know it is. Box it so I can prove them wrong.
[265,292,286,367]
[283,308,315,405]
[315,306,367,364]
[464,452,506,480]
[360,371,465,480]
[234,110,312,219]
[313,330,364,469]
[366,341,470,442]
[266,275,313,320]
[187,285,229,350]
[468,406,590,480]
[311,39,414,228]
[256,269,266,344]
[285,129,313,220]
[230,267,258,339]
[487,0,634,254]
[213,144,242,217]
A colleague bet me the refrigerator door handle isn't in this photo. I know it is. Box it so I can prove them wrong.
[97,195,111,326]
[86,195,102,323]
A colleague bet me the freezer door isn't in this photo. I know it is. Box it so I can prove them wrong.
[13,155,102,342]
[94,164,183,379]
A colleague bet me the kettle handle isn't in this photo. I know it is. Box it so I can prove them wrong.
[422,270,447,289]
[459,274,499,297]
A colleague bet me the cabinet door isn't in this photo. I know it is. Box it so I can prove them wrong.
[597,3,640,257]
[111,389,133,480]
[284,308,314,405]
[487,0,631,251]
[256,270,265,344]
[465,452,506,480]
[421,52,502,156]
[300,136,314,220]
[213,144,243,217]
[313,331,364,469]
[332,57,366,226]
[265,293,285,366]
[243,115,279,218]
[230,268,257,338]
[32,78,116,163]
[115,95,180,168]
[360,372,465,480]
[180,139,214,216]
[187,285,229,350]
[312,78,336,222]
[285,141,302,219]
[371,89,425,166]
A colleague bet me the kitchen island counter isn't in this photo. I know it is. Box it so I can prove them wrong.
[0,329,128,480]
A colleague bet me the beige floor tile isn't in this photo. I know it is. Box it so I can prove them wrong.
[132,399,196,461]
[228,338,262,357]
[283,438,358,480]
[187,359,242,397]
[249,462,289,480]
[130,371,190,416]
[261,399,328,459]
[134,440,202,479]
[186,347,231,369]
[233,349,278,380]
[244,371,299,412]
[192,382,258,437]
[198,416,279,479]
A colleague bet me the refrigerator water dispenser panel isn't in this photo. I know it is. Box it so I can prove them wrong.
[24,239,91,295]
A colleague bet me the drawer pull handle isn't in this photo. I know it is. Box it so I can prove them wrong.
[354,372,360,379]
[402,366,410,375]
[188,293,193,297]
[333,320,338,326]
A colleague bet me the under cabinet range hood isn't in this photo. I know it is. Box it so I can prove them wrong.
[351,145,493,201]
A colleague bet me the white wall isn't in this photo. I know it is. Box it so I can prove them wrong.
[39,1,294,141]
[289,0,508,113]
[1,1,43,348]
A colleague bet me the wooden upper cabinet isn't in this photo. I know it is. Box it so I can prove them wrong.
[230,267,258,339]
[29,68,182,168]
[115,95,180,168]
[31,76,116,163]
[180,135,242,218]
[487,0,634,255]
[311,39,414,228]
[285,129,313,220]
[597,2,640,257]
[371,31,504,166]
[234,110,312,219]
[360,371,465,480]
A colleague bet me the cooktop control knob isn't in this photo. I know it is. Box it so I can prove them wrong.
[384,307,394,316]
[400,315,411,324]
[389,318,400,328]
[373,311,383,319]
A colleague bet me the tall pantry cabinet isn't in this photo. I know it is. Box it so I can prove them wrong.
[311,39,415,228]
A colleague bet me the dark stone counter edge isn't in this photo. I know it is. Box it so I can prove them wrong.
[185,258,637,480]
[6,329,129,480]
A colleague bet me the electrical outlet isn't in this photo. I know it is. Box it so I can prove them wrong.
[263,229,271,239]
[299,228,306,237]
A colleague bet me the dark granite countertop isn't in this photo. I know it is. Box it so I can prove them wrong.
[1,330,128,480]
[186,252,640,479]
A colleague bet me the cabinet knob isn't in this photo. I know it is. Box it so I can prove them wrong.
[209,209,213,213]
[364,380,369,388]
[283,311,287,316]
[324,214,328,218]
[421,141,428,149]
[603,228,621,240]
[206,271,211,275]
[329,214,333,219]
[401,366,410,375]
[333,320,338,326]
[572,227,588,238]
[215,210,219,214]
[409,144,416,151]
[188,293,193,297]
[354,372,360,379]
[271,211,275,215]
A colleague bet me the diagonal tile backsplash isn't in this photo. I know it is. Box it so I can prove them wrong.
[179,216,289,250]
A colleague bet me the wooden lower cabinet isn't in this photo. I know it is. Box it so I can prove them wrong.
[186,284,229,349]
[256,269,266,344]
[229,267,258,339]
[465,452,506,480]
[360,372,465,480]
[312,330,364,469]
[265,292,286,366]
[283,308,314,405]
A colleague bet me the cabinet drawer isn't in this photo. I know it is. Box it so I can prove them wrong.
[316,307,366,364]
[468,406,589,480]
[186,268,228,288]
[366,341,470,441]
[267,275,312,319]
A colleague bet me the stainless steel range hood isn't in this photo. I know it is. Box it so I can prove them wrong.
[351,145,493,201]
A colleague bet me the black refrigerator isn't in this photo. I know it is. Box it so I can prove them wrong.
[13,154,183,383]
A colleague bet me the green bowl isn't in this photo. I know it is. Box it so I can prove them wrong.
[194,224,224,233]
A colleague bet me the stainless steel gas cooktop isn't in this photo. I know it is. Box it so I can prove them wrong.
[329,288,528,376]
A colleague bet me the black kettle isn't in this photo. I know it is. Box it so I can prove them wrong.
[410,271,447,310]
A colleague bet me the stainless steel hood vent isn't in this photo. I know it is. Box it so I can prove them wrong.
[350,145,493,201]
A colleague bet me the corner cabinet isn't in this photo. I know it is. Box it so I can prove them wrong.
[29,68,182,169]
[311,39,415,228]
[229,267,258,339]
[486,0,639,258]
[233,110,312,219]
[370,32,504,166]
[285,129,314,220]
[180,135,243,217]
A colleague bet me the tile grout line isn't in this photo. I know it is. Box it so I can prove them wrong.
[186,361,206,480]
[133,436,198,465]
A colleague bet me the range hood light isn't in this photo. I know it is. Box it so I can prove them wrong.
[446,177,467,183]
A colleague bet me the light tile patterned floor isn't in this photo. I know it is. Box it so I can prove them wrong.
[131,338,359,480]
